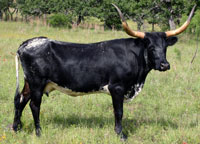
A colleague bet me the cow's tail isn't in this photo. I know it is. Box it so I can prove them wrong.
[14,54,21,104]
[15,55,20,94]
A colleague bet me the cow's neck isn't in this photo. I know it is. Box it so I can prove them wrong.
[124,43,152,102]
[131,40,152,83]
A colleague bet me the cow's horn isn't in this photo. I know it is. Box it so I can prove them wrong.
[112,4,145,39]
[165,4,196,37]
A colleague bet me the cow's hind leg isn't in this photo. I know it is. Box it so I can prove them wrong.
[109,84,127,141]
[28,79,46,136]
[29,91,43,136]
[13,80,31,131]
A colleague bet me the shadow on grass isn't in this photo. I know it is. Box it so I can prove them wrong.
[20,113,180,135]
[52,114,114,128]
[51,114,178,134]
[19,115,179,136]
[123,117,178,136]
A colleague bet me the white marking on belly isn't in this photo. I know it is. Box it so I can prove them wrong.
[26,38,47,49]
[44,82,110,97]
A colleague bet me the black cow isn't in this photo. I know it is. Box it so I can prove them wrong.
[12,4,196,140]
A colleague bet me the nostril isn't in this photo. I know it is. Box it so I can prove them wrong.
[160,63,170,70]
[161,63,165,67]
[161,63,166,67]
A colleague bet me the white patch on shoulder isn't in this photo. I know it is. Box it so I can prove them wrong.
[43,82,110,97]
[124,83,144,103]
[26,38,47,49]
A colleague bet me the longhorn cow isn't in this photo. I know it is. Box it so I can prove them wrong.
[12,4,196,140]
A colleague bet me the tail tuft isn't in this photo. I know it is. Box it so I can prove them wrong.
[15,55,20,99]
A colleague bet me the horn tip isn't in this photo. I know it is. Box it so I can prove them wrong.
[111,3,116,7]
[188,4,197,21]
[111,3,126,22]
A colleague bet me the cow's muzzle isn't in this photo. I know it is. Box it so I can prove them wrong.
[160,63,170,71]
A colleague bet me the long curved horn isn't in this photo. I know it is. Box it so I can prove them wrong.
[112,4,145,39]
[165,4,196,37]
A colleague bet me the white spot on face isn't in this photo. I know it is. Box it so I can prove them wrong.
[26,38,47,49]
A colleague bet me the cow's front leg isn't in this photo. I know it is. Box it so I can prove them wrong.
[29,90,43,136]
[109,84,127,140]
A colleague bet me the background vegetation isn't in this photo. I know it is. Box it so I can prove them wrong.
[0,20,200,143]
[0,0,200,32]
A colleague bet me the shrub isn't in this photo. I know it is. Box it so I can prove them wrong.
[104,14,122,30]
[101,10,122,30]
[182,9,200,36]
[48,13,72,28]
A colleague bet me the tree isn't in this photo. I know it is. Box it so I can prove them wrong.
[95,0,122,30]
[64,0,104,26]
[3,0,199,31]
[182,0,200,35]
[158,0,184,30]
[64,0,91,25]
[119,0,160,31]
[121,0,148,31]
[0,0,16,21]
[147,1,161,31]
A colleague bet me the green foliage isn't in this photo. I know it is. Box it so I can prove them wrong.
[0,0,14,11]
[96,0,122,30]
[182,9,200,36]
[104,14,121,30]
[0,0,16,20]
[17,0,50,16]
[3,0,200,31]
[125,0,153,30]
[48,13,72,28]
[157,0,199,31]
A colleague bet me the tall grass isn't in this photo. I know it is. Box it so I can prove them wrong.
[0,21,200,144]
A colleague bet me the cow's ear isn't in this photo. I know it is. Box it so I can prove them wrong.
[166,37,178,46]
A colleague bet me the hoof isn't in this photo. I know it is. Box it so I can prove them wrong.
[12,122,22,132]
[120,133,127,141]
[36,128,41,137]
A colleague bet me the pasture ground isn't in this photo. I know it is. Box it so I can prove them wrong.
[0,21,200,144]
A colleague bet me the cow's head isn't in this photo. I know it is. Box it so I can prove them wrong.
[143,32,177,71]
[113,4,196,71]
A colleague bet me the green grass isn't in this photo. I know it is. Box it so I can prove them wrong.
[0,21,200,144]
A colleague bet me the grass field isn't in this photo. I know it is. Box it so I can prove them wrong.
[0,21,200,144]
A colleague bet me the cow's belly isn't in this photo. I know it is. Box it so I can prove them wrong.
[43,81,110,97]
